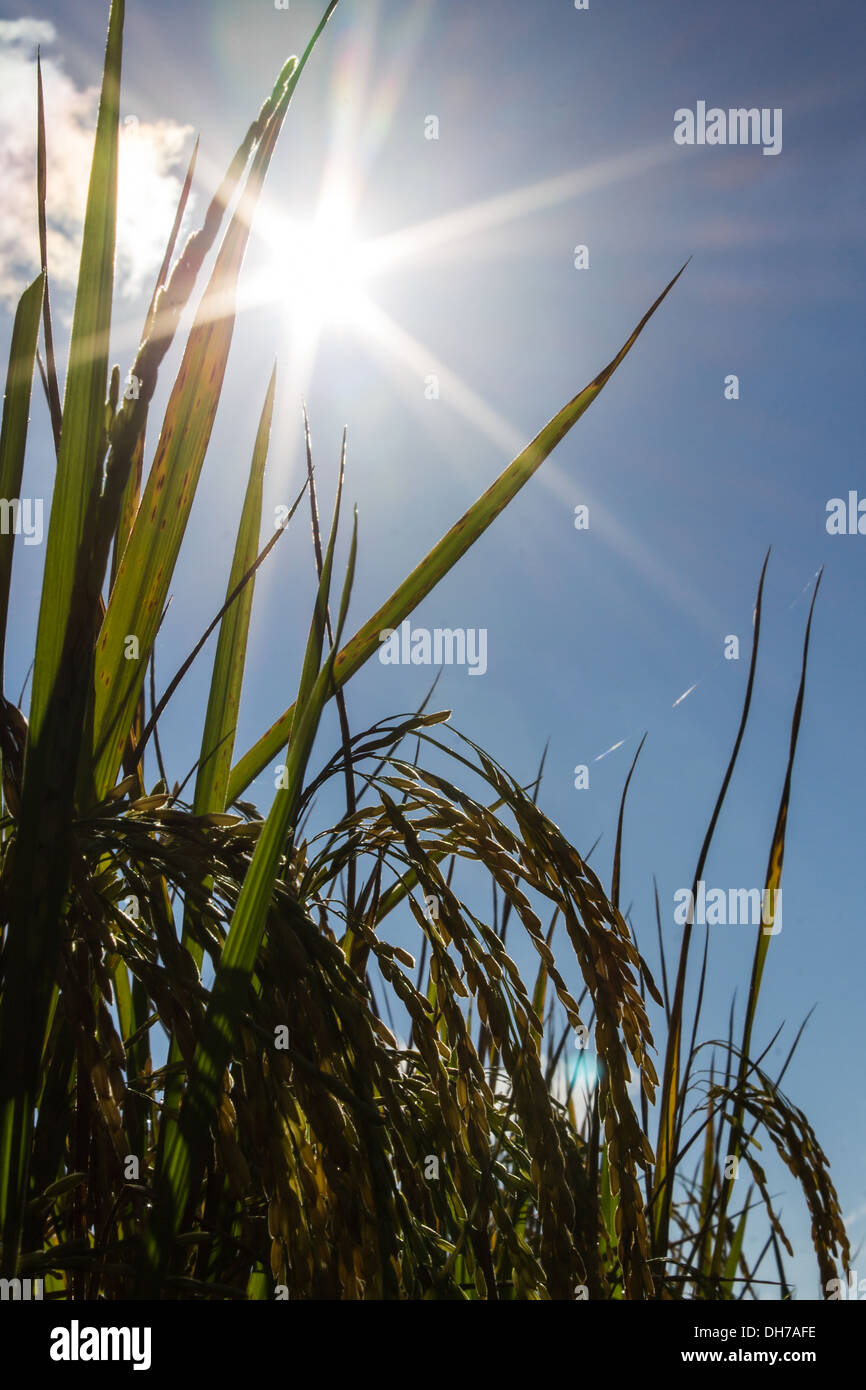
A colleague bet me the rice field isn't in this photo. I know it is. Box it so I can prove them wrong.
[0,0,849,1303]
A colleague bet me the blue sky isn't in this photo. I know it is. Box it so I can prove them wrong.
[1,0,865,1298]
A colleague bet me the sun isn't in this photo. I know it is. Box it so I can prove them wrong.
[262,186,373,338]
[287,220,370,332]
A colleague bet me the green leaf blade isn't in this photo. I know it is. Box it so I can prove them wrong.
[0,272,45,681]
[90,106,291,801]
[28,0,123,746]
[193,365,276,816]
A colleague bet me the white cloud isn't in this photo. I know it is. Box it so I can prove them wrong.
[0,18,194,308]
[0,18,56,46]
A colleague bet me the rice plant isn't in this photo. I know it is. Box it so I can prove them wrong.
[0,0,848,1299]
